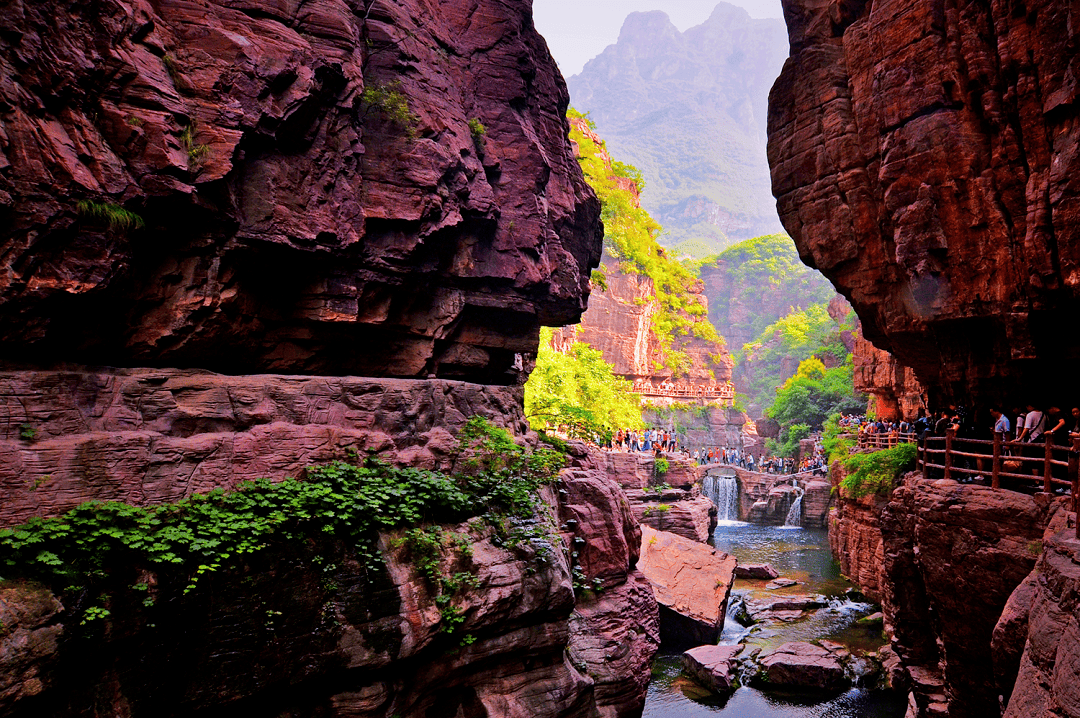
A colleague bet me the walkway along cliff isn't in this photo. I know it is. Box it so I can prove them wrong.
[0,1,662,716]
[769,0,1080,716]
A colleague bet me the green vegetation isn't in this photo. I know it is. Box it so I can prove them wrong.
[654,458,669,476]
[179,120,209,168]
[767,422,811,459]
[568,108,723,374]
[468,118,486,140]
[770,357,864,431]
[18,424,36,442]
[822,413,856,465]
[739,302,853,410]
[838,443,917,499]
[0,418,565,633]
[362,80,419,138]
[76,200,145,231]
[525,328,643,442]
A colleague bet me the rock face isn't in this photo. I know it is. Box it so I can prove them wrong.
[0,368,530,527]
[637,526,737,648]
[853,327,927,422]
[734,468,830,527]
[998,527,1080,718]
[769,0,1080,404]
[627,487,716,543]
[0,430,660,718]
[0,0,601,383]
[828,460,889,603]
[878,477,1064,718]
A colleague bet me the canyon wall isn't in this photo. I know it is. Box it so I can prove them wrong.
[0,0,601,383]
[769,0,1080,406]
[0,1,664,716]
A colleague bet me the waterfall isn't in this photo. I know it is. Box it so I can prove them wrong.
[781,480,804,529]
[703,472,740,523]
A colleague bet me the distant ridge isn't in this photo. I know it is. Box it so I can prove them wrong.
[569,3,788,251]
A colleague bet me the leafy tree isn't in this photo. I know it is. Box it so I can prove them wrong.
[525,328,643,442]
[769,356,864,432]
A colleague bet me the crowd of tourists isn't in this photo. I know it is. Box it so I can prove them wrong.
[607,427,680,455]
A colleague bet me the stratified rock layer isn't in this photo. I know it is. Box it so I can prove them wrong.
[769,0,1080,404]
[0,368,529,527]
[0,0,601,383]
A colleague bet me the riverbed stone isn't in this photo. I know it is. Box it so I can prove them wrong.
[735,563,779,580]
[681,644,741,694]
[766,578,798,589]
[758,641,847,691]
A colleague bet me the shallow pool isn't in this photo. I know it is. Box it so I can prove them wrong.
[640,523,907,718]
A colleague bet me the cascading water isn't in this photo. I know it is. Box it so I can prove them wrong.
[781,479,804,529]
[702,472,740,523]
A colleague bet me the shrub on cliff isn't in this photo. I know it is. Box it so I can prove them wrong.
[839,442,917,499]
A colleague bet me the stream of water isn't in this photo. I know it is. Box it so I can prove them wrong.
[641,523,907,718]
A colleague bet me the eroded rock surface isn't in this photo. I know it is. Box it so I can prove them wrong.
[0,368,529,527]
[627,486,716,543]
[769,0,1080,404]
[0,0,601,382]
[638,526,737,647]
[682,644,741,695]
[758,642,846,691]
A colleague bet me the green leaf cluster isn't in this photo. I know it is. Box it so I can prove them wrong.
[839,442,917,498]
[525,328,643,441]
[822,413,856,465]
[738,302,853,410]
[569,109,723,374]
[362,80,419,138]
[76,200,145,230]
[0,417,565,626]
[768,356,865,437]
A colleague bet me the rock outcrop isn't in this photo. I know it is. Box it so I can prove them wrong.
[637,525,736,648]
[0,0,601,383]
[998,525,1080,718]
[877,477,1063,718]
[757,642,847,691]
[853,328,927,422]
[769,0,1080,404]
[626,486,716,543]
[734,468,830,527]
[681,644,741,695]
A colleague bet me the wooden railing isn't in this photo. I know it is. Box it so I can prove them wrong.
[840,428,1080,538]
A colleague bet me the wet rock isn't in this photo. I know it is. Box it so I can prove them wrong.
[758,642,846,691]
[857,612,884,627]
[681,644,741,695]
[638,526,737,647]
[734,563,779,580]
[0,584,63,707]
[740,594,827,624]
[765,578,799,589]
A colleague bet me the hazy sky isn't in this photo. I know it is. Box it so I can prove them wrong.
[533,0,785,78]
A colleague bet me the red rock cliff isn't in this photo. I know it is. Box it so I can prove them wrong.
[0,0,601,383]
[768,0,1080,405]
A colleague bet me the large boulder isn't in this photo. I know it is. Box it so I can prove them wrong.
[627,487,716,543]
[637,526,737,647]
[758,642,847,691]
[682,644,741,695]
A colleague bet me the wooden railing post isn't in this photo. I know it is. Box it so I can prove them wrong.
[1069,436,1080,538]
[921,435,930,481]
[992,431,1002,490]
[944,428,955,481]
[1044,433,1054,494]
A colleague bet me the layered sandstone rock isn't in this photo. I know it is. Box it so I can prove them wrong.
[733,468,830,527]
[638,526,737,647]
[0,368,529,527]
[758,642,847,691]
[681,644,741,695]
[769,0,1080,404]
[0,0,601,383]
[626,487,716,543]
[0,431,660,718]
[853,330,927,422]
[998,525,1080,718]
[879,477,1065,718]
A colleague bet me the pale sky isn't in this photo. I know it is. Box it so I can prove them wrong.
[533,0,785,78]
